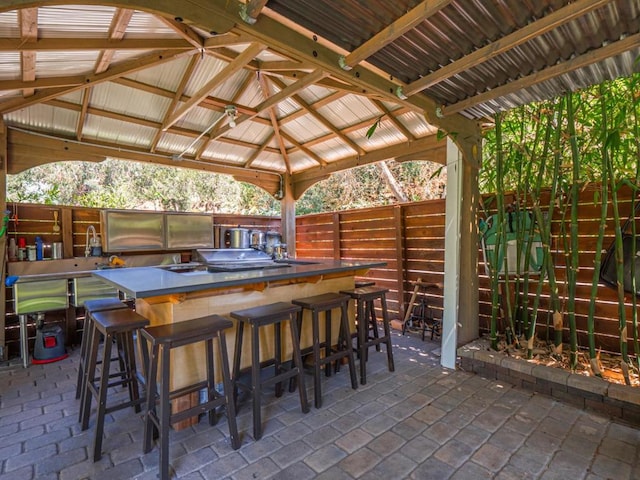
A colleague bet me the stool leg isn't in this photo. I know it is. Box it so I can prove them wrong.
[76,314,91,399]
[311,309,322,408]
[369,300,381,352]
[357,298,367,385]
[143,341,160,454]
[93,331,114,462]
[340,304,358,390]
[288,314,309,414]
[274,321,283,398]
[232,321,244,411]
[381,294,395,372]
[217,331,241,450]
[80,321,98,426]
[122,331,142,413]
[251,323,262,439]
[324,309,332,377]
[157,344,172,480]
[205,338,218,426]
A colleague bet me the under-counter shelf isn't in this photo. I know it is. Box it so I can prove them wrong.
[13,278,69,314]
[70,276,119,307]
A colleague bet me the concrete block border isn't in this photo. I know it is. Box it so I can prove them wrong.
[458,338,640,426]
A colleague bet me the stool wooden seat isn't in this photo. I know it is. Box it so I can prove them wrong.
[355,280,375,288]
[142,315,240,480]
[80,308,149,462]
[75,298,129,401]
[340,286,394,385]
[292,292,358,408]
[231,302,309,440]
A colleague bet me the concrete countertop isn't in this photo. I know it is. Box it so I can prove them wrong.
[92,259,385,299]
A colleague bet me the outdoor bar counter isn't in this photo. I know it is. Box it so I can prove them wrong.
[93,259,384,395]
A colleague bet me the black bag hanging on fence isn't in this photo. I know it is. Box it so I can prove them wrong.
[600,201,640,296]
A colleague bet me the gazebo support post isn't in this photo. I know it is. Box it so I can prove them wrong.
[280,172,296,259]
[442,136,481,369]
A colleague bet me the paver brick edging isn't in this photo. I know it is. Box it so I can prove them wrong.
[457,338,640,426]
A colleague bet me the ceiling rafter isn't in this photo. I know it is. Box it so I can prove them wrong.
[258,72,293,173]
[402,0,612,97]
[76,89,90,141]
[162,42,267,131]
[279,130,325,166]
[0,48,197,114]
[195,71,256,159]
[339,0,452,70]
[244,131,275,168]
[371,99,415,141]
[443,31,640,116]
[239,0,269,25]
[44,97,281,155]
[78,8,134,141]
[157,15,204,49]
[0,38,194,51]
[18,7,37,97]
[150,54,202,152]
[269,76,362,155]
[209,68,329,141]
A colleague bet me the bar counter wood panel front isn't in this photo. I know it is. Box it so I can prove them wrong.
[93,260,382,428]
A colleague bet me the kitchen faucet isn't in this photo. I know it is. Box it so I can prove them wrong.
[85,225,97,257]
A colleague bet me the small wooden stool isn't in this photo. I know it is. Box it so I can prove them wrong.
[80,308,149,462]
[142,315,240,480]
[292,292,358,408]
[75,298,129,401]
[231,302,309,440]
[340,286,395,385]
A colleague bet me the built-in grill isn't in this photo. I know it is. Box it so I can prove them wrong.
[193,248,290,272]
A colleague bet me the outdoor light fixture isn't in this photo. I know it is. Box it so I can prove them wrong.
[172,105,237,161]
[225,105,238,128]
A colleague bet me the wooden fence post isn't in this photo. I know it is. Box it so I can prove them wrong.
[394,205,406,320]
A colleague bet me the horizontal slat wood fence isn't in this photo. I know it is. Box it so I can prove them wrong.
[5,184,638,359]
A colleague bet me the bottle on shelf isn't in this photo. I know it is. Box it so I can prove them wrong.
[35,236,43,261]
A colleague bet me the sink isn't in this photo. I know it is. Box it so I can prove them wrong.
[156,264,209,274]
[274,259,319,265]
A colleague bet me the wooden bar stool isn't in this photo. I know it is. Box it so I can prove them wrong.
[292,292,358,408]
[75,298,129,402]
[340,286,395,385]
[231,302,309,440]
[142,315,240,480]
[80,308,149,462]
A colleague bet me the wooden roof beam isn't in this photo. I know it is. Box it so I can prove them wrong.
[7,128,281,194]
[194,70,256,159]
[94,9,134,74]
[150,54,202,152]
[402,0,612,96]
[0,48,197,114]
[209,68,329,141]
[258,73,292,173]
[371,99,415,141]
[443,32,640,116]
[269,76,361,154]
[162,42,266,131]
[19,8,37,97]
[0,37,195,51]
[339,0,452,70]
[244,131,275,168]
[157,14,205,49]
[240,0,269,25]
[291,134,446,198]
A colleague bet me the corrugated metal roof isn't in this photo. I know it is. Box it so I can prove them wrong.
[0,0,638,196]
